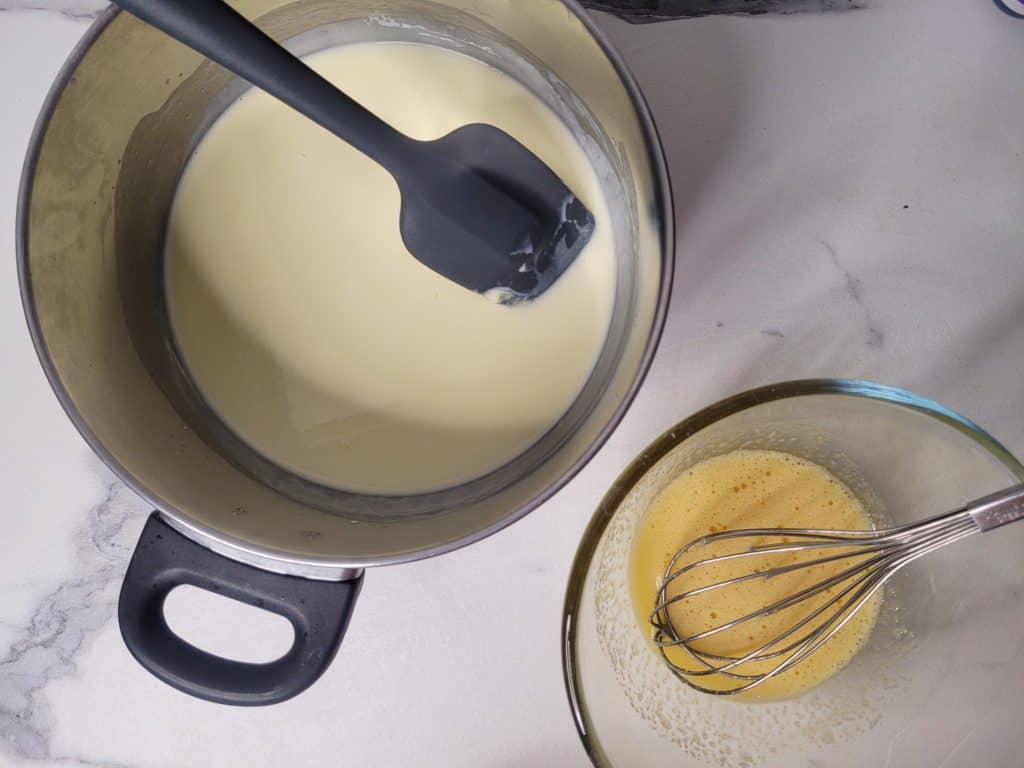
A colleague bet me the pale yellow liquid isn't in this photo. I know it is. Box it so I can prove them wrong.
[165,42,616,495]
[630,450,882,701]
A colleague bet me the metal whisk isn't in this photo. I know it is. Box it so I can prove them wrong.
[651,484,1024,696]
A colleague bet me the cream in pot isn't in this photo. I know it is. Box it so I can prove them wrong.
[166,41,617,495]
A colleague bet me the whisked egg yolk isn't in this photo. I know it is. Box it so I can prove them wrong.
[629,449,882,701]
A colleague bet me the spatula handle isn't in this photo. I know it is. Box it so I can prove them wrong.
[112,0,414,170]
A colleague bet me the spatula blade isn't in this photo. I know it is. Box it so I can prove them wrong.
[396,123,596,304]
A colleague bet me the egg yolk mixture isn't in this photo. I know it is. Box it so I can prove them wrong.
[630,449,882,701]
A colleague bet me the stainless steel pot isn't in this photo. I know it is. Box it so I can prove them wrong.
[18,0,673,705]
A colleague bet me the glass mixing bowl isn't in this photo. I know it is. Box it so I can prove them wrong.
[563,380,1024,767]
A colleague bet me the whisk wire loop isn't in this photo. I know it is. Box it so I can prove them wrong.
[648,487,1024,696]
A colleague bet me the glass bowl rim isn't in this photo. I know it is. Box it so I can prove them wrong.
[560,377,1024,767]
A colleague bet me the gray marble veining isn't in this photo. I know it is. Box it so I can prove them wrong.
[0,480,142,766]
[812,235,886,348]
[0,0,104,19]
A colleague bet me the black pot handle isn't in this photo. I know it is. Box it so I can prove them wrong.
[118,512,362,706]
[580,1,860,22]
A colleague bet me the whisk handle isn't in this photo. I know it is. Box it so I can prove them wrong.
[967,485,1024,532]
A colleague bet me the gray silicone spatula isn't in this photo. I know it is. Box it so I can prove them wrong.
[113,0,595,304]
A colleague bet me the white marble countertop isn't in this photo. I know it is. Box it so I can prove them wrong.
[1,1,1022,766]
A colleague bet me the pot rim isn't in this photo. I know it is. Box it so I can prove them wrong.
[16,1,676,576]
[560,378,1024,767]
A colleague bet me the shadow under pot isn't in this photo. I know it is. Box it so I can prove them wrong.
[18,0,673,704]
